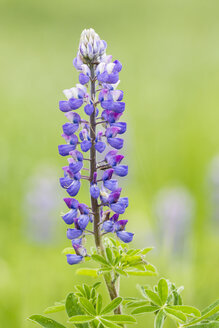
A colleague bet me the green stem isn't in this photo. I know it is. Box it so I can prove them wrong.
[89,64,122,315]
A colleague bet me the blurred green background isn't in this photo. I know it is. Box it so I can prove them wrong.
[0,0,219,327]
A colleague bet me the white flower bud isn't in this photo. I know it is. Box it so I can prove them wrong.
[78,28,107,64]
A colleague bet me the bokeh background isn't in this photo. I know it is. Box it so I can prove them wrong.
[0,0,219,327]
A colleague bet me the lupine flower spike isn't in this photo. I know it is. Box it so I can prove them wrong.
[58,28,133,266]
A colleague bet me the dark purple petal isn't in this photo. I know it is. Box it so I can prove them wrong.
[66,254,83,265]
[59,100,72,112]
[111,122,127,134]
[90,184,100,199]
[60,177,73,189]
[84,104,95,116]
[58,144,75,156]
[114,165,128,177]
[116,231,134,243]
[108,188,122,204]
[79,73,90,85]
[95,141,106,153]
[67,180,81,196]
[110,202,126,214]
[69,161,83,174]
[104,179,118,191]
[102,169,114,181]
[81,140,92,152]
[115,219,128,231]
[103,220,115,232]
[78,215,90,230]
[63,198,79,209]
[105,72,119,84]
[71,238,82,246]
[110,213,119,222]
[63,123,79,136]
[111,102,125,113]
[67,228,83,239]
[108,138,124,150]
[62,209,77,225]
[69,97,83,110]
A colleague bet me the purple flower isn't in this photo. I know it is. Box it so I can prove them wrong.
[79,73,90,85]
[67,228,83,239]
[116,231,134,243]
[66,254,83,265]
[58,29,133,264]
[58,144,75,156]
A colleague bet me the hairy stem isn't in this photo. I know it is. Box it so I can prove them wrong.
[89,65,122,315]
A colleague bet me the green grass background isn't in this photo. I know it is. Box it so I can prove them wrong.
[0,0,219,327]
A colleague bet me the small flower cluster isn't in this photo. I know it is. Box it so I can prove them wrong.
[58,28,133,265]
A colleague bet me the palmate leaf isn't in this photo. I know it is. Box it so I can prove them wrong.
[28,315,66,328]
[79,298,96,316]
[186,322,219,328]
[96,294,103,315]
[65,293,88,328]
[126,270,157,276]
[183,304,219,327]
[154,310,165,328]
[44,304,65,314]
[68,315,95,323]
[164,307,187,323]
[101,315,136,324]
[99,318,121,328]
[91,255,109,266]
[169,305,201,317]
[144,289,162,306]
[132,305,159,315]
[101,297,123,315]
[202,301,219,316]
[157,278,169,305]
[126,300,149,308]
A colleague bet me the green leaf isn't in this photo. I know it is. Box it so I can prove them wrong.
[68,315,95,323]
[93,282,102,289]
[184,304,219,327]
[106,248,113,264]
[92,255,109,266]
[96,294,103,315]
[186,322,219,328]
[62,247,75,255]
[126,270,157,276]
[79,298,96,316]
[75,286,87,297]
[126,300,148,308]
[99,318,121,328]
[76,268,98,277]
[83,284,91,299]
[165,307,186,322]
[101,315,136,324]
[114,268,128,277]
[154,310,165,328]
[101,297,123,315]
[141,247,153,255]
[28,315,66,328]
[65,293,88,328]
[132,305,159,315]
[169,305,201,317]
[144,290,162,306]
[44,304,65,314]
[202,301,219,316]
[158,278,169,305]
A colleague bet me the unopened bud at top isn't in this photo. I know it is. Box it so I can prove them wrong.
[78,28,107,64]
